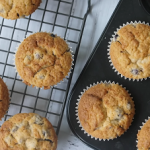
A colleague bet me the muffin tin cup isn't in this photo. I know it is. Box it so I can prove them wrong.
[136,116,150,150]
[13,31,74,90]
[75,80,135,141]
[107,21,149,81]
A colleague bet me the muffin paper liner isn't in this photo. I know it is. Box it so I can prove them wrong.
[107,21,149,81]
[13,31,74,90]
[75,80,135,141]
[136,116,150,150]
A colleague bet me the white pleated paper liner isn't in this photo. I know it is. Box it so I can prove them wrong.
[75,80,135,141]
[13,31,74,90]
[136,117,150,150]
[107,21,149,81]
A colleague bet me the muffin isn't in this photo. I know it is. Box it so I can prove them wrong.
[0,77,9,120]
[109,22,150,80]
[0,0,41,20]
[77,82,135,140]
[0,113,57,150]
[15,32,72,89]
[137,118,150,150]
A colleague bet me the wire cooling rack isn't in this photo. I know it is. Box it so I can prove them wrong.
[0,0,90,135]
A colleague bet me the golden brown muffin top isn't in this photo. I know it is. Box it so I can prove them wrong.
[0,0,41,20]
[78,83,135,140]
[0,77,9,120]
[15,32,72,89]
[137,119,150,150]
[110,23,150,79]
[0,113,57,150]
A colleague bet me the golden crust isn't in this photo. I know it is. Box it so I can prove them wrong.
[0,77,9,120]
[110,23,150,79]
[78,83,135,139]
[15,32,72,89]
[137,119,150,150]
[0,113,57,150]
[0,0,41,20]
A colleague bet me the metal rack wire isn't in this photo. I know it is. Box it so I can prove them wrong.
[0,0,90,135]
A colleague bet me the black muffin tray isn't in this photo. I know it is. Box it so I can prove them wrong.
[67,0,150,149]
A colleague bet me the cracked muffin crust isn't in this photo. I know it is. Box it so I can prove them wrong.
[110,23,150,79]
[0,77,9,120]
[0,113,57,150]
[15,32,72,89]
[137,119,150,150]
[78,83,135,140]
[0,0,41,20]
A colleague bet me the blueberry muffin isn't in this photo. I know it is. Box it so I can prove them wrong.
[137,119,150,150]
[0,0,41,20]
[15,32,72,89]
[78,82,135,140]
[0,77,9,120]
[110,23,150,80]
[0,113,57,150]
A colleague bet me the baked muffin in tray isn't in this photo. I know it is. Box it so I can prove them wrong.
[137,118,150,150]
[109,22,150,80]
[77,82,135,140]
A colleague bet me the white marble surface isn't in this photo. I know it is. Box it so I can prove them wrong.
[0,0,119,149]
[58,0,119,150]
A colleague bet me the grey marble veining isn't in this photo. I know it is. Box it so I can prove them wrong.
[0,0,119,149]
[58,0,119,149]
